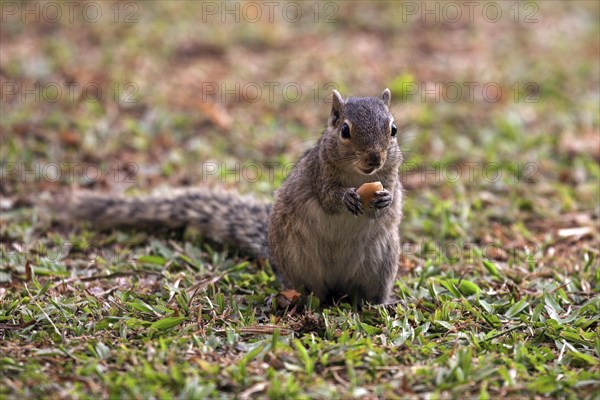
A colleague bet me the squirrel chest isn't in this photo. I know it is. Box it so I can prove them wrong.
[305,197,393,276]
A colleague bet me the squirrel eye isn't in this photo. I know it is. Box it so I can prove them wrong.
[341,123,351,139]
[391,124,398,137]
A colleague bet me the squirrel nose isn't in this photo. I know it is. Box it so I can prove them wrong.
[366,152,382,167]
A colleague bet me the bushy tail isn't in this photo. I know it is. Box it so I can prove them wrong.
[54,189,272,258]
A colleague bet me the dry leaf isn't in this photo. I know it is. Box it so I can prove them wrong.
[275,289,302,308]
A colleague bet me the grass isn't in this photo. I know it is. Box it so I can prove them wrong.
[1,1,599,399]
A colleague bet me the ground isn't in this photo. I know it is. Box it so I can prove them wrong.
[1,1,599,399]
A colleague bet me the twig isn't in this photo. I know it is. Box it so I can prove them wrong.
[51,270,165,292]
[0,320,37,330]
[238,325,294,335]
[185,271,227,300]
[238,382,268,400]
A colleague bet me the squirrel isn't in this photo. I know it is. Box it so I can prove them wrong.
[58,89,403,305]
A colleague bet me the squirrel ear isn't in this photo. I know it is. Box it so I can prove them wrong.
[381,88,391,108]
[330,90,344,126]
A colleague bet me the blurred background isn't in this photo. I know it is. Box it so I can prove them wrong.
[1,1,598,260]
[1,2,599,398]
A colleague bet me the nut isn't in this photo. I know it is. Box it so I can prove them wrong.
[356,181,384,207]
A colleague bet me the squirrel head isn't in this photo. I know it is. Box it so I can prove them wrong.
[324,88,402,176]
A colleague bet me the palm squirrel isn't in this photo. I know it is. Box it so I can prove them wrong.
[59,89,403,305]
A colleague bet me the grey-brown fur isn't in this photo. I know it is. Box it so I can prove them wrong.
[63,189,271,258]
[58,89,402,305]
[268,89,403,305]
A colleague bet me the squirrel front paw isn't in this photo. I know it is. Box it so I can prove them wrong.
[343,188,364,216]
[371,189,393,209]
